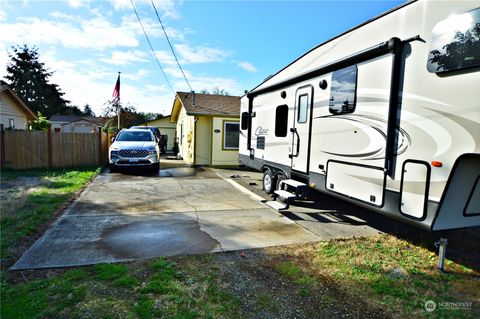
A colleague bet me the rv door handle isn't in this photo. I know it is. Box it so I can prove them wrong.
[290,128,300,158]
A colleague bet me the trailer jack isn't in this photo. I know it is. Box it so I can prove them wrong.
[434,237,448,273]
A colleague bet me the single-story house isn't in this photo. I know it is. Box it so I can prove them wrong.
[142,115,176,151]
[0,82,37,130]
[49,115,103,133]
[170,91,241,167]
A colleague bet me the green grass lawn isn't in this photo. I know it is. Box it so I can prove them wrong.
[271,236,480,318]
[0,167,101,260]
[1,258,239,319]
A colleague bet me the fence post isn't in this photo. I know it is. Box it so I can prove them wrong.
[0,124,4,167]
[98,129,102,166]
[47,127,52,168]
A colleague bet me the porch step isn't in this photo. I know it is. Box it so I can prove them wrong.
[265,200,288,211]
[274,190,296,199]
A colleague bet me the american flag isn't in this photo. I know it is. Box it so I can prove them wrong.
[112,73,120,101]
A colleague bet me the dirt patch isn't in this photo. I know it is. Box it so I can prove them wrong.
[0,177,47,216]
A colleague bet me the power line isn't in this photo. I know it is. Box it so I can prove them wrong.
[129,0,174,92]
[150,0,193,92]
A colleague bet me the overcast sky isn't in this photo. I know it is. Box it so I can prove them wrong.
[0,0,402,116]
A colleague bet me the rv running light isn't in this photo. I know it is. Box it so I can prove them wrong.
[281,91,287,99]
[432,161,443,167]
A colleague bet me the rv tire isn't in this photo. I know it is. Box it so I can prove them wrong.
[276,173,287,190]
[262,169,276,194]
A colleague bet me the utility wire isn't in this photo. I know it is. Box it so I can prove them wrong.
[129,0,174,92]
[150,0,193,92]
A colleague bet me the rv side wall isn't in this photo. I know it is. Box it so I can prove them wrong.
[239,0,480,231]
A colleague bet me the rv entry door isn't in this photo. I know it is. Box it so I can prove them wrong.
[290,85,313,174]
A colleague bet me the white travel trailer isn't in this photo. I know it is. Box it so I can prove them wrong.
[239,0,480,233]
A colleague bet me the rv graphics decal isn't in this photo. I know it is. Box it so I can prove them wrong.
[314,114,411,160]
[255,126,269,136]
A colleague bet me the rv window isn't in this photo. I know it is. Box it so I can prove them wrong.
[427,8,480,73]
[297,94,309,123]
[275,104,289,137]
[223,121,239,149]
[329,65,357,115]
[241,112,249,130]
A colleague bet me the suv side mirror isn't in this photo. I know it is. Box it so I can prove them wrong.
[111,137,115,143]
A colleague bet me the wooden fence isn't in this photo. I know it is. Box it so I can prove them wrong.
[0,127,115,169]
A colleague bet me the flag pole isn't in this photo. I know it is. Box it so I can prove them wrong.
[116,72,121,129]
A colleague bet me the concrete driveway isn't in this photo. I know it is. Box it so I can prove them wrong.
[214,167,420,240]
[12,159,319,270]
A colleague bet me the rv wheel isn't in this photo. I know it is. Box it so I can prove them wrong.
[262,169,275,194]
[276,173,286,190]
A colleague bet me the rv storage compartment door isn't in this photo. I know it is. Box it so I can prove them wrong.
[326,161,385,207]
[400,161,430,220]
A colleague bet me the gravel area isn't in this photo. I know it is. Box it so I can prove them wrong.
[210,247,389,319]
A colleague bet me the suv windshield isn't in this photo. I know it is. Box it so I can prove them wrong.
[116,131,153,142]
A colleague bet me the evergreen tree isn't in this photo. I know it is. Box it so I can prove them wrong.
[83,104,95,117]
[4,45,70,117]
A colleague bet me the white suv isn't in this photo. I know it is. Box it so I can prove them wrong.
[109,129,160,172]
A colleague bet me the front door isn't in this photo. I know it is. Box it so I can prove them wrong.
[291,85,313,173]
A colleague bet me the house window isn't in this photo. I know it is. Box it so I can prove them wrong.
[297,94,309,123]
[241,112,249,130]
[329,65,357,114]
[9,119,14,129]
[223,121,239,149]
[275,105,289,137]
[427,8,480,73]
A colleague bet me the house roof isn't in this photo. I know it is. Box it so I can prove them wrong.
[171,92,240,122]
[0,82,37,120]
[60,118,101,126]
[49,114,104,125]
